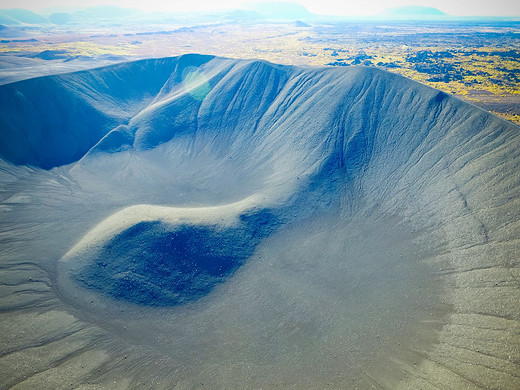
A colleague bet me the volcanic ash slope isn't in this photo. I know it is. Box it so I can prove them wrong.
[0,54,519,389]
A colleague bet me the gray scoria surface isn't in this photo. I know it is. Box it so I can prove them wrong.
[0,54,519,389]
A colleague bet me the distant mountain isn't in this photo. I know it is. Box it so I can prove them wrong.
[244,2,311,20]
[295,20,311,27]
[31,49,70,60]
[0,8,49,25]
[0,4,314,26]
[0,14,19,26]
[76,5,139,19]
[0,5,143,26]
[224,9,263,21]
[48,12,72,25]
[381,5,447,17]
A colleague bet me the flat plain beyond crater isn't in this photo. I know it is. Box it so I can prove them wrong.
[0,54,519,389]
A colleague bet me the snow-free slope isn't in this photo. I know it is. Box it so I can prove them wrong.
[0,55,519,389]
[0,55,213,168]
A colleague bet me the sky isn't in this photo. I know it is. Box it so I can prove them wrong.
[2,0,520,17]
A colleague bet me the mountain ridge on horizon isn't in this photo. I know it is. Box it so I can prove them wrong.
[380,5,447,17]
[2,2,520,24]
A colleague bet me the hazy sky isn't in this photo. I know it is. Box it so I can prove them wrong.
[3,0,520,17]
